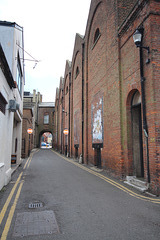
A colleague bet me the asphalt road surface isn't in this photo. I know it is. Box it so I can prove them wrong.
[0,149,160,240]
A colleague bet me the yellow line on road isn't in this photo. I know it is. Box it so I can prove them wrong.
[27,153,33,169]
[0,172,23,225]
[0,182,23,240]
[23,156,30,170]
[24,150,39,170]
[52,150,160,204]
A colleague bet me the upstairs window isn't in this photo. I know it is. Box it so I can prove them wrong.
[0,92,7,114]
[44,113,49,124]
[92,28,101,49]
[66,86,68,94]
[75,66,79,79]
[16,55,22,96]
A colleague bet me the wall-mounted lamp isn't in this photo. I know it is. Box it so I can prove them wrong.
[62,109,67,116]
[133,27,150,63]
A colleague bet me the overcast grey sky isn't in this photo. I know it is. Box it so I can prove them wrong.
[0,0,91,101]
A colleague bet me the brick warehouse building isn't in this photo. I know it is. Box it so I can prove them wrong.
[54,0,160,195]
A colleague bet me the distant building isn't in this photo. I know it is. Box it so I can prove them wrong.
[37,102,55,147]
[23,91,54,150]
[21,107,33,158]
[23,90,42,149]
[0,21,25,190]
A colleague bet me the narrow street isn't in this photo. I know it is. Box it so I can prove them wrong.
[0,149,160,240]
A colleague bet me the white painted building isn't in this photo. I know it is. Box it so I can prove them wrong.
[0,21,25,190]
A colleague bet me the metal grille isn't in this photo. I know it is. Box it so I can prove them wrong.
[28,202,43,209]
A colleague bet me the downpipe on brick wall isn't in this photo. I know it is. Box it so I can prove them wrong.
[133,27,150,183]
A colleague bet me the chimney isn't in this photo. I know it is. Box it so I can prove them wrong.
[33,89,36,102]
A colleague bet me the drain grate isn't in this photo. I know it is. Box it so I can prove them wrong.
[28,201,43,209]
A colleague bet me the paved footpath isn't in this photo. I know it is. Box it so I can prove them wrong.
[0,149,160,240]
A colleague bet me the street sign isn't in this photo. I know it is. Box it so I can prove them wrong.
[63,129,69,135]
[27,128,33,134]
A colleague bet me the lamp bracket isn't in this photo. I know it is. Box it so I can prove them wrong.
[141,77,146,82]
[141,46,150,54]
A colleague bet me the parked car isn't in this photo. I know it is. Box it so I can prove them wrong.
[41,142,46,147]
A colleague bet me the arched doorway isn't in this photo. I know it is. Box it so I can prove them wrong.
[131,91,144,178]
[40,131,53,149]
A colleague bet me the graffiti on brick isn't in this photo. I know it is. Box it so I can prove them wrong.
[91,96,103,144]
[74,110,80,145]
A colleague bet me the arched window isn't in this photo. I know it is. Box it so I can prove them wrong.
[75,66,79,79]
[92,28,101,50]
[94,28,100,44]
[66,86,68,94]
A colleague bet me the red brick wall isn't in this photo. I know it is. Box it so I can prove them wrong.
[37,106,54,146]
[84,0,122,175]
[69,34,84,159]
[22,109,33,158]
[63,71,70,154]
[53,95,59,150]
[72,52,83,158]
[119,0,160,194]
[57,80,64,153]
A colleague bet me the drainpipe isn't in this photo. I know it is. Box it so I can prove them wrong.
[139,29,150,183]
[82,43,85,163]
[68,72,71,157]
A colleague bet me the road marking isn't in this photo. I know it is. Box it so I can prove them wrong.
[27,157,32,169]
[0,152,35,225]
[23,150,39,170]
[1,182,23,240]
[27,153,34,169]
[52,150,160,204]
[23,156,30,169]
[0,172,23,225]
[0,150,38,238]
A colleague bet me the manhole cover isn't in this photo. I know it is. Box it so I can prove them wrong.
[13,210,59,237]
[28,201,44,209]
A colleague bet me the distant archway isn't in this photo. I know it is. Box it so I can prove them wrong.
[39,131,53,148]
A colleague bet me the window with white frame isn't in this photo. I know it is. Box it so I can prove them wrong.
[16,55,22,95]
[44,113,49,124]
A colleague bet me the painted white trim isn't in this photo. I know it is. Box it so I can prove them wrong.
[0,163,4,168]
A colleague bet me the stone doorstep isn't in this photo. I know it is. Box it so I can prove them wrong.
[90,166,103,172]
[124,176,149,192]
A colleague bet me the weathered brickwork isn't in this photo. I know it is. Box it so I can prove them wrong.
[71,34,84,159]
[22,108,33,158]
[53,89,59,150]
[54,0,160,195]
[63,61,71,156]
[37,106,54,146]
[55,78,64,152]
[118,0,160,194]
